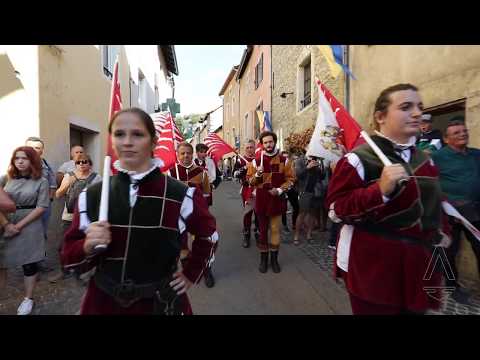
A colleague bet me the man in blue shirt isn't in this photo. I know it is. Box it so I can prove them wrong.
[432,119,480,305]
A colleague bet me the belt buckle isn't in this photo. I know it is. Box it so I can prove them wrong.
[114,280,139,307]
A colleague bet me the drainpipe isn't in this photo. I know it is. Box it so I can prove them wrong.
[270,45,274,131]
[344,45,350,112]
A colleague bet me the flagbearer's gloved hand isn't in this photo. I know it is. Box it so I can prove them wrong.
[378,164,409,197]
[84,221,112,255]
[256,166,264,177]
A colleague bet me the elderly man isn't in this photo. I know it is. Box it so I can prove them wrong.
[416,114,443,153]
[432,118,480,305]
[56,145,84,186]
[25,137,57,272]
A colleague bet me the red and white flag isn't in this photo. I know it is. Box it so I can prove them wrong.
[307,80,364,162]
[106,59,123,174]
[151,111,184,172]
[204,133,236,164]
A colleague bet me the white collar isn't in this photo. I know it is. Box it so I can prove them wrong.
[264,149,279,157]
[374,131,416,149]
[178,161,195,169]
[113,158,164,180]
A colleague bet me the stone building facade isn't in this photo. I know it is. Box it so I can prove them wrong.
[271,45,345,150]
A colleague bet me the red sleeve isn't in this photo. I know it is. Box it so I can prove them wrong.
[182,188,218,284]
[326,156,386,224]
[60,206,99,273]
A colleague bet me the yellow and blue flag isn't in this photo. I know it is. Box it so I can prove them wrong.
[318,45,356,80]
[256,110,272,132]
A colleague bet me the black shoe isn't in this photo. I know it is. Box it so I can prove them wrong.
[270,251,281,273]
[204,267,215,288]
[451,287,472,305]
[243,231,251,248]
[254,229,259,240]
[283,226,290,233]
[259,252,268,273]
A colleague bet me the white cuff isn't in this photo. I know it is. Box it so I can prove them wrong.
[277,188,283,196]
[382,195,390,203]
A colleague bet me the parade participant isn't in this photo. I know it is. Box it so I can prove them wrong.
[56,145,85,186]
[327,83,452,315]
[233,139,258,248]
[432,118,480,305]
[247,131,295,273]
[194,143,216,206]
[49,154,101,283]
[169,142,216,288]
[0,146,50,315]
[416,114,443,153]
[61,108,218,315]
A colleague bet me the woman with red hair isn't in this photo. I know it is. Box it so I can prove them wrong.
[0,146,50,315]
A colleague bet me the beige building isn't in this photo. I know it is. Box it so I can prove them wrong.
[237,45,272,146]
[349,45,480,147]
[0,45,178,242]
[271,45,346,150]
[219,65,240,150]
[0,45,178,174]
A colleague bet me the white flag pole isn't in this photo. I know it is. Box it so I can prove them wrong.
[93,155,111,252]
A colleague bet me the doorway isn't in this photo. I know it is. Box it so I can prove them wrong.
[424,99,466,137]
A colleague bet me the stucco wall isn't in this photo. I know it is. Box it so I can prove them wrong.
[238,45,272,144]
[0,45,40,172]
[350,45,480,147]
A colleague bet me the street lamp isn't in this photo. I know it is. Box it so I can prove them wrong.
[280,92,294,98]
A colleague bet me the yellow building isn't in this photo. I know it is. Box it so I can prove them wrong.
[349,45,480,147]
[0,45,178,173]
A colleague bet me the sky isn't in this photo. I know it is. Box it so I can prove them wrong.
[174,45,245,129]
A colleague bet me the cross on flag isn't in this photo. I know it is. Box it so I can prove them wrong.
[151,111,184,172]
[204,133,236,164]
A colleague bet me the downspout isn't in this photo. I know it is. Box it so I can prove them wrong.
[270,45,273,130]
[344,45,350,112]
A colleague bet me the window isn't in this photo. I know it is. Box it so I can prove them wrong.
[232,95,235,116]
[102,45,119,79]
[298,56,312,111]
[255,53,263,89]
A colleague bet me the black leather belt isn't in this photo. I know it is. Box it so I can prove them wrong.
[16,205,36,210]
[94,271,180,313]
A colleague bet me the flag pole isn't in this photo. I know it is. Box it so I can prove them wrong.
[93,57,120,254]
[171,113,180,180]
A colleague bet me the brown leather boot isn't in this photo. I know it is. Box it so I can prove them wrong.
[270,251,281,273]
[243,230,251,248]
[259,252,268,273]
